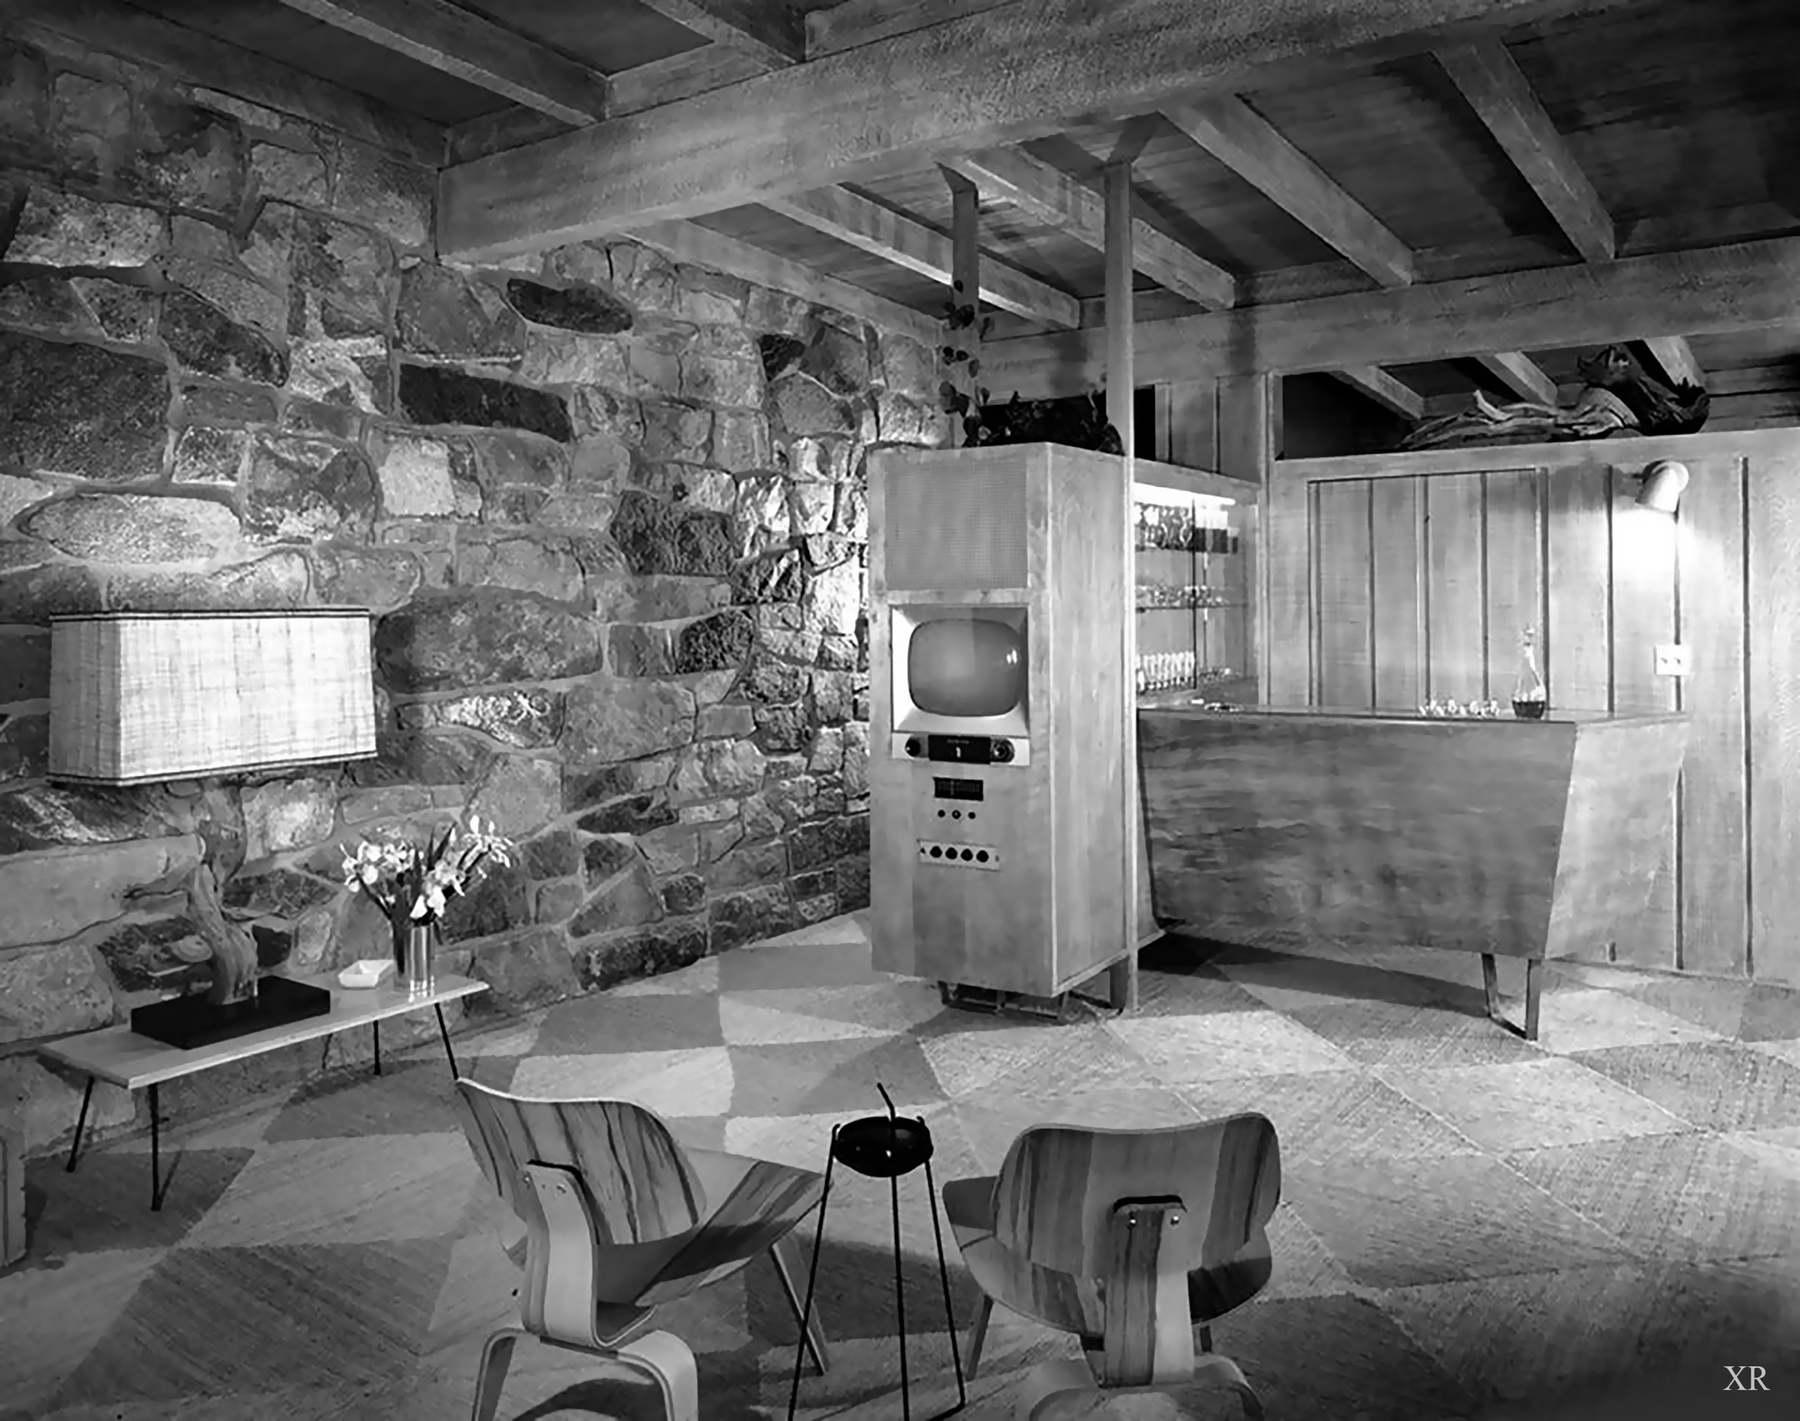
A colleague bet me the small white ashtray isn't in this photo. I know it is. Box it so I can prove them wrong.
[338,959,395,989]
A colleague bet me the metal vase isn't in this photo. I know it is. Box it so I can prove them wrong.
[395,920,436,997]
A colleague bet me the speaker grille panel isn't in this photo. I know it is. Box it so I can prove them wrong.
[883,460,1030,589]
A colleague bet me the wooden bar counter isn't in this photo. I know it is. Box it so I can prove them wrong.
[1136,705,1688,1037]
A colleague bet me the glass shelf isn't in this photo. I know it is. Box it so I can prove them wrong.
[1132,477,1254,706]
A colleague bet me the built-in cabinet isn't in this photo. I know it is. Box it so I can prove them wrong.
[1262,426,1800,987]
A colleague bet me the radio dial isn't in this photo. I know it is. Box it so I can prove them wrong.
[904,736,925,759]
[990,738,1015,764]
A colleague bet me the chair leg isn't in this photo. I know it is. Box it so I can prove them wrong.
[1016,1358,1102,1421]
[1191,1351,1263,1420]
[617,1329,699,1421]
[470,1327,524,1421]
[966,1294,994,1380]
[770,1231,831,1375]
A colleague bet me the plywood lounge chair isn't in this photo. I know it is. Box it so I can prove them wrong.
[453,1079,831,1421]
[941,1112,1279,1420]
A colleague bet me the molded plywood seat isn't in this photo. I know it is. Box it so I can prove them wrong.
[453,1079,830,1421]
[942,1112,1279,1420]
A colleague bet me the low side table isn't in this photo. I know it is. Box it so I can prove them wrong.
[39,971,488,1211]
[787,1094,967,1421]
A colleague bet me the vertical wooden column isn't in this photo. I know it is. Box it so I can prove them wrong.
[1219,373,1280,704]
[944,167,981,449]
[1105,157,1144,1013]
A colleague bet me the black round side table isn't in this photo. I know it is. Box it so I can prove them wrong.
[786,1085,967,1421]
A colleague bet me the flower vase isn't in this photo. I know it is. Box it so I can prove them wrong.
[393,918,437,997]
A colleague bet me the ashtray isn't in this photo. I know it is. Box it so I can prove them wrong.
[833,1114,935,1178]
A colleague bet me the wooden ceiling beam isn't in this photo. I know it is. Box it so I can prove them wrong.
[943,148,1235,309]
[1638,334,1706,389]
[1328,367,1424,420]
[1434,41,1613,264]
[806,0,1012,58]
[762,185,1081,327]
[0,0,442,163]
[1163,95,1414,287]
[271,0,608,126]
[980,234,1800,397]
[627,220,941,345]
[438,0,1632,263]
[1472,350,1558,404]
[633,0,805,68]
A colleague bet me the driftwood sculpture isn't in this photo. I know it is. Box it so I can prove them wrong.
[185,861,260,1007]
[1402,345,1709,450]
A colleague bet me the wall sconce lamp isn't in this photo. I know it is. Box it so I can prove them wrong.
[1635,460,1690,513]
[48,608,378,1047]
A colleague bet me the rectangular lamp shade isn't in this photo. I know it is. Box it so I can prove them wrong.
[49,609,378,785]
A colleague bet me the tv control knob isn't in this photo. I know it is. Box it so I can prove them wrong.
[990,738,1015,764]
[904,736,925,759]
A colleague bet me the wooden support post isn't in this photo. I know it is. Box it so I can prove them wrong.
[1218,373,1278,704]
[945,167,981,449]
[1104,159,1135,454]
[2,1124,24,1268]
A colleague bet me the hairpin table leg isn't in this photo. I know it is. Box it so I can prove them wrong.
[372,1020,382,1076]
[65,1077,94,1173]
[435,1003,460,1079]
[149,1082,168,1212]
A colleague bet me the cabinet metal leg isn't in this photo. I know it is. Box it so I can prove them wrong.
[1482,954,1544,1042]
[65,1077,94,1172]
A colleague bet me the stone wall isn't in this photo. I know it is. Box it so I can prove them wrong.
[0,34,944,1153]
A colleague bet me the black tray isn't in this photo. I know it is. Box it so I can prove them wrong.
[130,976,333,1050]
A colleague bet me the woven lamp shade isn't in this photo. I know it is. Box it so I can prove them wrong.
[49,609,378,784]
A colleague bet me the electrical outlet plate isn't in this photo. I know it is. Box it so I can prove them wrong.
[1654,643,1690,677]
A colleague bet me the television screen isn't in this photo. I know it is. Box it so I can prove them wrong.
[908,615,1026,719]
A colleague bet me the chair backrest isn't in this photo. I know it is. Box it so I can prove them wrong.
[454,1078,709,1245]
[990,1112,1280,1278]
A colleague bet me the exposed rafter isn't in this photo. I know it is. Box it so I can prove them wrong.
[271,0,608,126]
[943,148,1235,309]
[1639,334,1706,388]
[1328,367,1424,420]
[1,0,442,162]
[627,220,940,344]
[633,0,805,68]
[437,0,1632,262]
[1434,41,1613,263]
[980,235,1800,397]
[762,186,1081,327]
[1163,95,1414,288]
[1473,350,1558,404]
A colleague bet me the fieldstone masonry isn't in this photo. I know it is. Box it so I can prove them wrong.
[0,35,944,1154]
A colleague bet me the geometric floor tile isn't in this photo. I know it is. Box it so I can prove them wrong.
[1377,1057,1690,1152]
[9,909,1799,1421]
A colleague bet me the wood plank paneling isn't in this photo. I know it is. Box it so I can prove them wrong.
[1312,480,1374,708]
[1747,441,1800,986]
[1482,469,1545,704]
[1608,467,1679,968]
[1263,474,1311,706]
[1544,460,1613,714]
[1370,477,1424,710]
[1676,456,1749,976]
[1422,474,1485,704]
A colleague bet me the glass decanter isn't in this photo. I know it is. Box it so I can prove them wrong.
[1511,626,1548,719]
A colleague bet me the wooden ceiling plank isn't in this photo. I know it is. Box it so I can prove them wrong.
[1329,366,1425,420]
[980,235,1800,396]
[271,0,608,125]
[446,46,777,164]
[1472,350,1558,404]
[1,0,442,164]
[806,0,1013,57]
[1433,41,1613,264]
[1162,95,1415,287]
[763,186,1081,327]
[628,219,941,345]
[943,148,1235,309]
[1639,335,1706,388]
[633,0,805,67]
[438,0,1632,263]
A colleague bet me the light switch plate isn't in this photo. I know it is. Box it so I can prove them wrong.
[1654,643,1690,677]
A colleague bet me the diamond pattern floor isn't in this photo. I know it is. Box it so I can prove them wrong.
[4,913,1799,1419]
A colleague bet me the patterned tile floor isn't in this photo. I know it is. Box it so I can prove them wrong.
[4,913,1800,1420]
